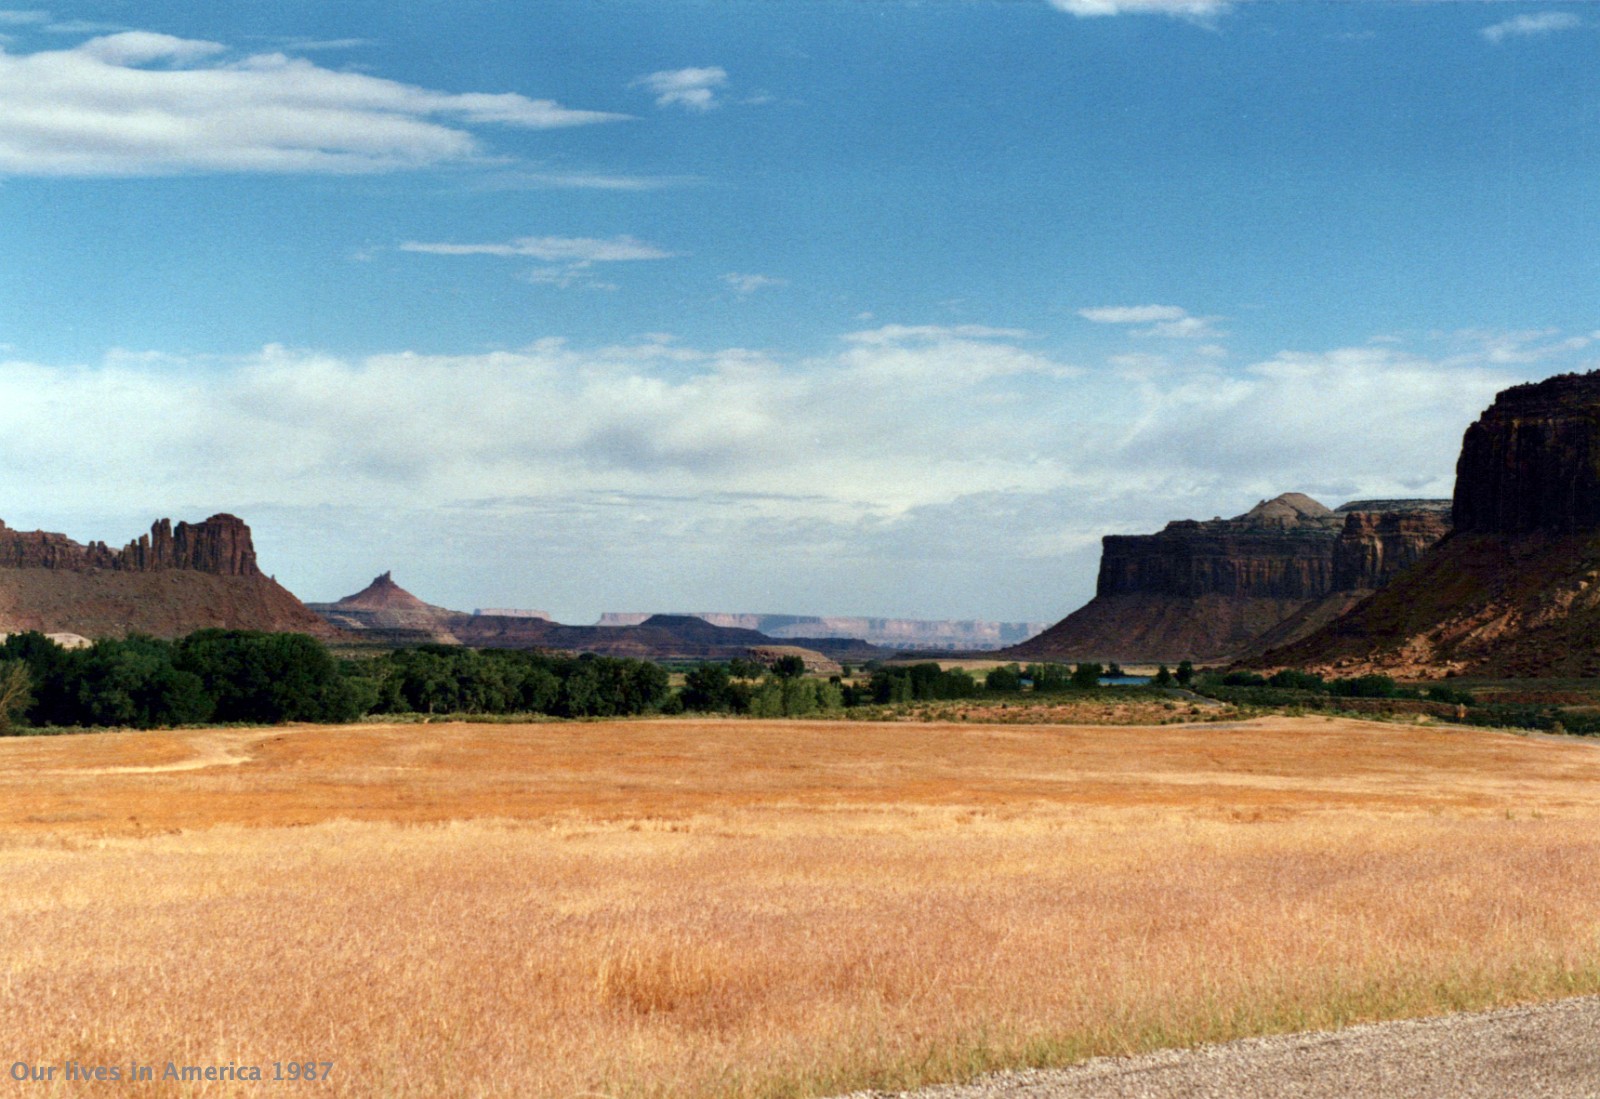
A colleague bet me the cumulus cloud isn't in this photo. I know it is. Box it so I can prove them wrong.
[0,31,628,175]
[1482,12,1583,43]
[1049,0,1235,22]
[0,322,1583,619]
[632,67,728,111]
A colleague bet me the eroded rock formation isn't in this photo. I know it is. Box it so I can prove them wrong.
[0,514,260,575]
[1264,371,1600,676]
[1007,494,1451,664]
[0,514,329,639]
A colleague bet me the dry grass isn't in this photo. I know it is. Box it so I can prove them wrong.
[4,717,1600,1097]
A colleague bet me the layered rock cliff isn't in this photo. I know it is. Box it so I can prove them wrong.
[0,514,329,639]
[1263,371,1600,676]
[1007,494,1450,664]
[0,514,259,575]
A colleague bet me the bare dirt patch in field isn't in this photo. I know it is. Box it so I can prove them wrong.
[4,717,1600,1097]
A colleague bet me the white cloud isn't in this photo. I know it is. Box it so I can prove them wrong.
[401,234,673,290]
[721,273,787,296]
[1079,305,1188,324]
[1482,12,1583,43]
[632,67,728,111]
[0,31,628,175]
[1049,0,1234,22]
[401,235,672,262]
[0,324,1587,620]
[1079,304,1223,339]
[844,323,1031,345]
[1454,328,1588,364]
[0,10,46,25]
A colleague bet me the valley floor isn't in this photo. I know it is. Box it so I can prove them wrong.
[3,716,1600,1097]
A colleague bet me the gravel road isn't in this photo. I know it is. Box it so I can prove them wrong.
[840,996,1600,1099]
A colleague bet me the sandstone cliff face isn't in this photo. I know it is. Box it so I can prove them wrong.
[0,514,259,575]
[1331,509,1453,591]
[1264,371,1600,676]
[0,514,328,639]
[1452,372,1600,534]
[1008,494,1451,664]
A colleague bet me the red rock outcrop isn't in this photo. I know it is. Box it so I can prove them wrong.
[0,513,260,575]
[1263,371,1600,676]
[1331,507,1454,591]
[0,514,329,639]
[1007,494,1451,664]
[306,573,466,643]
[1452,372,1600,534]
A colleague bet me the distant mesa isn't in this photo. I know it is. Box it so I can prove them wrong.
[597,611,1046,651]
[1262,370,1600,677]
[0,513,331,639]
[1006,493,1451,665]
[311,579,886,662]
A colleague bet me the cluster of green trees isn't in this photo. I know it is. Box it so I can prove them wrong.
[0,631,671,731]
[678,659,844,717]
[983,662,1106,692]
[0,630,365,730]
[867,662,981,703]
[347,645,669,719]
[1151,661,1196,688]
[1208,668,1476,706]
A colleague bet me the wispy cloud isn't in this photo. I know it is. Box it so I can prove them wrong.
[401,235,671,264]
[401,235,674,290]
[843,324,1031,345]
[721,273,787,296]
[1079,305,1187,324]
[0,30,629,175]
[1482,12,1582,43]
[1048,0,1235,24]
[632,66,728,111]
[478,169,703,192]
[1079,304,1223,339]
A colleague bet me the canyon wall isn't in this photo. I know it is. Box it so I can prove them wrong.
[1007,494,1450,665]
[1264,371,1600,676]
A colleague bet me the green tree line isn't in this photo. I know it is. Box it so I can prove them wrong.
[0,633,1148,733]
[0,631,672,731]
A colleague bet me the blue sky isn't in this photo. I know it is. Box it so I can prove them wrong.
[1,1,1598,623]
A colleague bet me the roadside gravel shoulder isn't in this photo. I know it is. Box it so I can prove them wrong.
[838,995,1600,1099]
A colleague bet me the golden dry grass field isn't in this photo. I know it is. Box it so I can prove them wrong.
[4,715,1600,1097]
